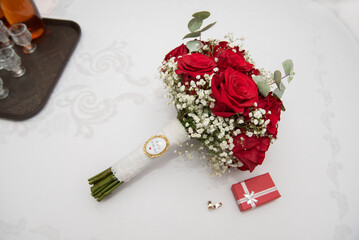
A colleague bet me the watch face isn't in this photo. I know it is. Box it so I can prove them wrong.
[144,135,169,158]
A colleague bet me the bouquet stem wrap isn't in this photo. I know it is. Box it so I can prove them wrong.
[89,118,189,201]
[112,118,189,182]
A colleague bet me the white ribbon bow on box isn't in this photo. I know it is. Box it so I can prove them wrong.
[244,191,258,205]
[237,182,278,208]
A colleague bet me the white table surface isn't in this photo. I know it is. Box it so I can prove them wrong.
[1,0,359,239]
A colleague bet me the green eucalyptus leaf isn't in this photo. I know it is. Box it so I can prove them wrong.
[281,103,286,111]
[257,81,270,97]
[192,11,210,20]
[201,22,216,32]
[183,31,201,39]
[252,75,264,84]
[273,87,285,99]
[188,18,203,32]
[282,59,294,76]
[186,40,203,52]
[273,70,282,89]
[288,72,295,83]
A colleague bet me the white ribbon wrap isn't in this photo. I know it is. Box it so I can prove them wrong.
[111,118,189,182]
[237,181,278,208]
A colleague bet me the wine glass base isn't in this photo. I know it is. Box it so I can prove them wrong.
[23,44,37,54]
[12,66,26,77]
[0,88,9,100]
[0,40,14,49]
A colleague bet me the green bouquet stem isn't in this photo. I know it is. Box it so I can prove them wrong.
[88,167,123,202]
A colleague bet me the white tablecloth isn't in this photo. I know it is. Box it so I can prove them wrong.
[1,0,358,239]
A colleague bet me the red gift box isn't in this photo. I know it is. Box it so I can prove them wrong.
[231,173,281,211]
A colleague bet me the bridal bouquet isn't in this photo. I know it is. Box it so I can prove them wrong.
[88,11,294,201]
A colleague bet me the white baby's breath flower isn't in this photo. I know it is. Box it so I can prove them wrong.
[220,152,228,157]
[233,129,241,136]
[188,127,193,134]
[246,132,253,137]
[253,110,262,119]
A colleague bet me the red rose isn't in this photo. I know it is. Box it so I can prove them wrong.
[233,133,271,172]
[164,44,188,61]
[217,49,254,73]
[175,53,216,78]
[211,67,258,117]
[258,94,282,138]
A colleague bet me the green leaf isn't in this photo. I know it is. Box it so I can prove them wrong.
[183,31,201,39]
[281,103,286,111]
[279,81,286,91]
[282,59,294,76]
[273,70,282,89]
[257,81,271,97]
[192,11,210,20]
[201,22,216,32]
[273,87,285,99]
[186,40,203,52]
[188,18,203,32]
[252,75,264,84]
[288,72,295,83]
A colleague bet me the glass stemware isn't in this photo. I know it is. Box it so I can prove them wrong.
[0,47,26,77]
[0,77,9,100]
[0,20,14,48]
[9,23,37,54]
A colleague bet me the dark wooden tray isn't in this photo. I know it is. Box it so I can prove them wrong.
[0,18,81,120]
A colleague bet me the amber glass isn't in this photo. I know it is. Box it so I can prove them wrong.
[0,0,44,39]
[0,7,9,27]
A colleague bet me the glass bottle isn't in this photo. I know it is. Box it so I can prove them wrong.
[0,7,9,27]
[0,0,44,39]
